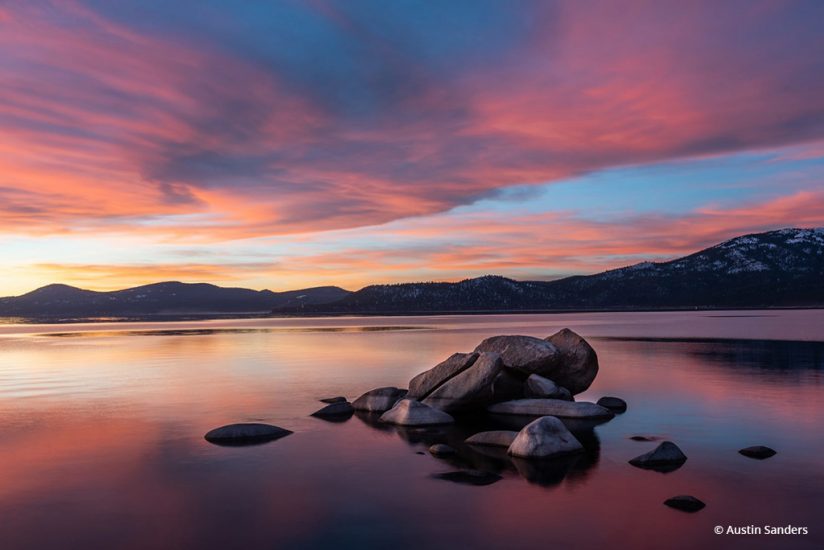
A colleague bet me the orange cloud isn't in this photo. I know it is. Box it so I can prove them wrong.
[7,190,819,294]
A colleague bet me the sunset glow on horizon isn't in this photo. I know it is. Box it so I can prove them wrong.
[2,1,824,295]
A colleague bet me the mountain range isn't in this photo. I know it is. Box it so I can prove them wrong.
[0,282,348,318]
[1,228,822,319]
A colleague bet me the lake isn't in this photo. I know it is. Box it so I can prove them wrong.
[1,310,822,549]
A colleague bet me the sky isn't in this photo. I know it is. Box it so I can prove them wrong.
[1,0,823,295]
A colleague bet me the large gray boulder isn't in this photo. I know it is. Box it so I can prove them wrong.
[629,441,687,470]
[408,352,478,399]
[545,328,599,394]
[474,335,560,378]
[507,416,584,459]
[379,399,455,426]
[352,387,408,413]
[422,353,503,412]
[204,423,293,445]
[487,398,614,419]
[465,430,518,448]
[525,374,573,401]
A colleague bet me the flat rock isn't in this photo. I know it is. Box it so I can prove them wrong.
[320,396,347,404]
[352,387,408,413]
[429,443,457,457]
[432,470,502,486]
[664,495,705,512]
[408,352,478,399]
[630,435,658,442]
[379,399,455,426]
[465,430,519,448]
[739,445,777,459]
[507,416,584,459]
[545,328,599,394]
[474,335,560,378]
[204,423,293,446]
[311,401,354,417]
[629,441,687,471]
[525,374,573,401]
[597,396,627,412]
[487,398,614,419]
[422,352,503,412]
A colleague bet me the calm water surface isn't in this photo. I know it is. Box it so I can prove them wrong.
[1,311,823,549]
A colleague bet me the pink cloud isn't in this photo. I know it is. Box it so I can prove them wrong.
[0,1,821,240]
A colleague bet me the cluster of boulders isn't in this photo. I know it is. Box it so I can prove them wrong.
[204,327,778,513]
[347,329,619,457]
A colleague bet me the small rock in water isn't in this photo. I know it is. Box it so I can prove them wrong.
[664,495,705,512]
[465,430,519,448]
[429,444,457,457]
[320,396,347,404]
[352,387,408,413]
[204,423,293,446]
[628,441,687,472]
[629,435,657,442]
[739,445,777,459]
[508,416,584,459]
[379,399,455,426]
[311,401,354,418]
[597,396,627,412]
[432,470,502,486]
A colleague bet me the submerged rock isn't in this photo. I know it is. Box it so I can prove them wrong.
[408,352,479,399]
[352,387,408,413]
[311,401,354,418]
[422,353,503,412]
[544,328,599,395]
[664,495,705,512]
[204,423,293,446]
[379,399,455,426]
[738,445,777,459]
[429,443,457,457]
[525,374,573,401]
[432,470,502,486]
[465,430,519,448]
[629,441,687,471]
[474,335,560,378]
[596,396,627,412]
[488,398,614,419]
[320,396,347,404]
[507,416,584,459]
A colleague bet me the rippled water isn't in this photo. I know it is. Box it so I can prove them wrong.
[1,311,822,549]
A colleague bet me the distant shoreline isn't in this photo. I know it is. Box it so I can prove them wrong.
[3,305,824,325]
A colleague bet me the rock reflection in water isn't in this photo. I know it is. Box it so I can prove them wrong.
[352,410,602,488]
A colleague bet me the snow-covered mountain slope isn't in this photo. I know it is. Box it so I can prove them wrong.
[295,228,824,312]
